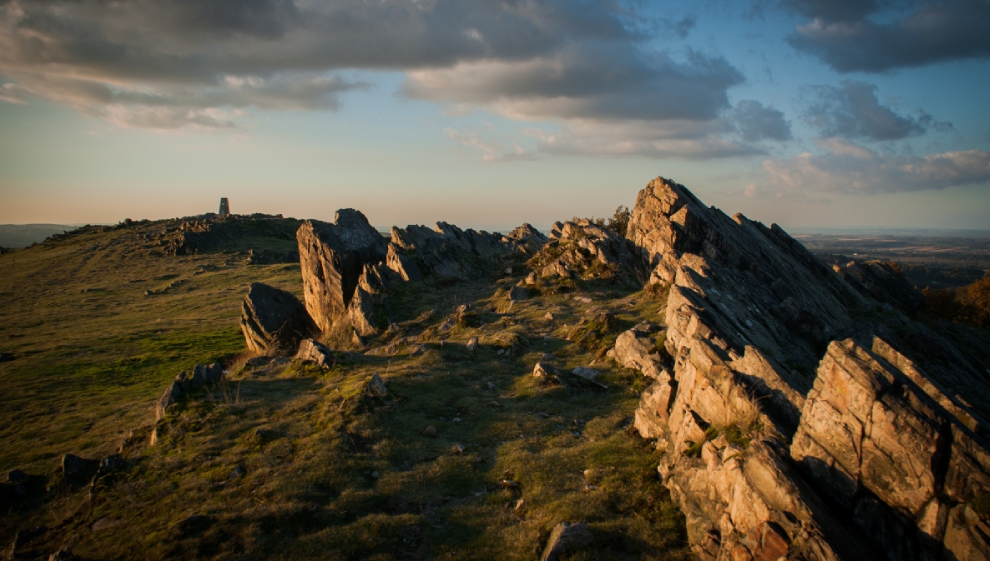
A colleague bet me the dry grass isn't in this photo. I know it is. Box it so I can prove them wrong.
[0,222,690,560]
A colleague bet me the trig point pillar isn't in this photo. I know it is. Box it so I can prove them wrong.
[219,198,230,216]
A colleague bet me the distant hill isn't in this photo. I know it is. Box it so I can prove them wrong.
[0,223,77,248]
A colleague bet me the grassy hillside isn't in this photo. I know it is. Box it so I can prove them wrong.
[0,218,689,560]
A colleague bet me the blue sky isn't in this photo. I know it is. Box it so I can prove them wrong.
[1,0,988,231]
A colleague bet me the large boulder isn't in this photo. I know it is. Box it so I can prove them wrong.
[240,282,316,354]
[297,209,387,332]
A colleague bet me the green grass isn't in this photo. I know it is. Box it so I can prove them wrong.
[0,221,690,560]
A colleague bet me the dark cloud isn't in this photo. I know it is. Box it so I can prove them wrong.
[802,80,949,140]
[762,139,990,194]
[0,0,746,135]
[732,100,791,142]
[402,45,743,122]
[781,0,886,22]
[786,0,990,72]
[672,16,696,38]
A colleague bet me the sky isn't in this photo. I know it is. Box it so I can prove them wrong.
[1,0,989,232]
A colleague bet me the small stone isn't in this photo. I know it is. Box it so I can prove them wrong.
[497,349,505,356]
[48,548,76,561]
[230,464,246,479]
[499,479,520,488]
[452,417,462,423]
[423,426,438,437]
[452,444,465,455]
[572,295,592,304]
[504,267,513,275]
[544,312,555,321]
[540,522,593,561]
[370,471,380,479]
[487,381,498,391]
[367,373,388,399]
[541,353,556,361]
[514,498,525,511]
[533,361,555,378]
[583,484,598,492]
[466,337,478,352]
[8,469,28,483]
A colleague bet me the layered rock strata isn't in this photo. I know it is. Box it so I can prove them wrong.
[625,177,990,561]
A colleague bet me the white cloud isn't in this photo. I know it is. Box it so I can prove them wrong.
[760,139,990,195]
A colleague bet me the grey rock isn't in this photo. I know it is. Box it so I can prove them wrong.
[240,282,316,355]
[295,338,336,369]
[540,522,593,561]
[367,373,388,399]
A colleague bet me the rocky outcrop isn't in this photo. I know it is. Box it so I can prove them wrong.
[387,221,511,282]
[530,219,645,287]
[240,282,316,355]
[504,223,549,255]
[297,210,387,332]
[625,176,990,561]
[155,363,224,422]
[832,260,925,314]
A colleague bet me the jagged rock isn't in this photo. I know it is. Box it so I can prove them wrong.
[297,210,387,332]
[540,522,593,561]
[389,221,511,283]
[466,337,478,353]
[609,329,666,379]
[833,260,925,314]
[504,223,549,255]
[625,175,990,561]
[240,282,316,354]
[295,338,336,369]
[531,219,645,287]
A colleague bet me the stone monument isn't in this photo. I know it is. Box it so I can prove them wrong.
[219,197,230,216]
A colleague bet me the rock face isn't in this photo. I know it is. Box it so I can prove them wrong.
[623,176,990,561]
[297,210,388,333]
[504,223,549,255]
[240,282,316,355]
[387,221,511,283]
[832,260,925,314]
[530,219,645,287]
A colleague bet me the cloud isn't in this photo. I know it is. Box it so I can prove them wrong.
[402,44,743,122]
[781,0,887,23]
[760,138,990,195]
[524,120,764,160]
[0,0,748,138]
[786,0,990,72]
[801,80,949,140]
[732,100,792,142]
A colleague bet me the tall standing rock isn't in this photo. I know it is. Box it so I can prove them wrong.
[297,210,387,332]
[240,283,316,354]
